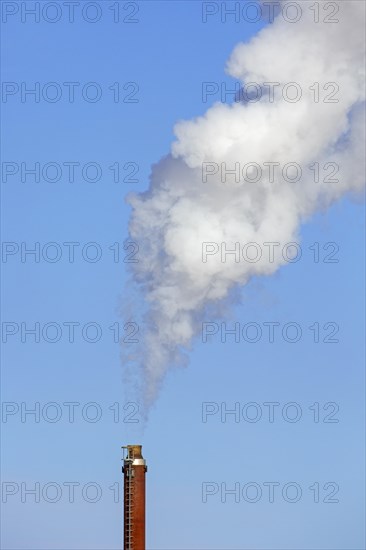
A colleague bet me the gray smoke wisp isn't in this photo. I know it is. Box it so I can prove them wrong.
[125,1,365,407]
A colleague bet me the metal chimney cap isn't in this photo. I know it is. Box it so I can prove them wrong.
[127,444,143,457]
[122,444,146,465]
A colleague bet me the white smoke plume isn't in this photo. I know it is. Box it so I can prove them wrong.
[126,1,365,407]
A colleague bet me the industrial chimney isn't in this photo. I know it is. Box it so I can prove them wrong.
[122,445,147,550]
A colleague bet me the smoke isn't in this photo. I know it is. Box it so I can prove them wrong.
[125,1,365,407]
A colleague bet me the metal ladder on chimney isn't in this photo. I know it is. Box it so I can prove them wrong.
[125,458,134,550]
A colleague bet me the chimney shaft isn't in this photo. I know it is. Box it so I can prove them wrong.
[122,445,147,550]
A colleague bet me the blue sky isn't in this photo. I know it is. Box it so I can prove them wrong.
[1,1,365,549]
